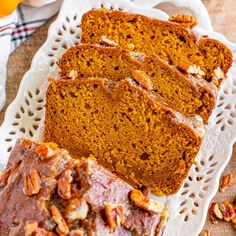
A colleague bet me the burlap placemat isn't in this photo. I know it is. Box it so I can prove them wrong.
[1,1,235,235]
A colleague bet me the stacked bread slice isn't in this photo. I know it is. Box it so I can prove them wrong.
[44,9,232,196]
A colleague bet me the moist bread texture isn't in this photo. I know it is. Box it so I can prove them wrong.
[81,9,232,82]
[0,139,168,236]
[44,78,203,196]
[59,44,217,123]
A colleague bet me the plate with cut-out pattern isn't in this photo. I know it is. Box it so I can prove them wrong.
[0,0,236,235]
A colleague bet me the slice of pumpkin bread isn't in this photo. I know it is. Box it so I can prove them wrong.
[44,78,203,196]
[81,9,232,83]
[59,44,217,123]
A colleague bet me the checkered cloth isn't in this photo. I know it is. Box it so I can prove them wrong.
[0,0,62,111]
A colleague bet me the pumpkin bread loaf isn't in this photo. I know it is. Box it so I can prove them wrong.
[59,44,217,123]
[44,78,203,196]
[0,139,169,236]
[81,9,233,83]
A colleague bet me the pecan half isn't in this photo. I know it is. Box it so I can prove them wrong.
[57,169,73,200]
[212,67,226,87]
[131,70,153,91]
[219,174,234,192]
[50,205,69,236]
[68,229,84,236]
[65,198,89,222]
[104,202,125,232]
[169,14,198,28]
[99,36,118,47]
[219,201,235,221]
[23,169,41,196]
[35,144,55,160]
[130,189,164,213]
[209,202,223,224]
[199,230,212,236]
[178,62,205,79]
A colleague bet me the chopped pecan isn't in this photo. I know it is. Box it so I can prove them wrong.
[50,205,69,236]
[131,70,153,91]
[130,189,164,213]
[65,198,89,222]
[199,230,212,236]
[0,168,11,187]
[219,174,234,192]
[104,202,125,232]
[57,169,73,200]
[68,229,84,236]
[25,220,38,236]
[99,36,118,47]
[178,62,205,79]
[219,201,235,221]
[212,67,226,87]
[209,202,223,224]
[169,14,198,28]
[23,169,41,196]
[35,144,55,160]
[69,70,78,80]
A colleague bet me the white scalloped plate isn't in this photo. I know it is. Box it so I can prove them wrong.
[1,0,236,235]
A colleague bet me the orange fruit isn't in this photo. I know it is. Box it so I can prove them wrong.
[0,0,23,17]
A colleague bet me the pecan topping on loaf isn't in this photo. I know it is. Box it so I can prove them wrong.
[57,169,73,200]
[65,198,89,222]
[0,139,168,236]
[104,203,126,232]
[35,143,55,160]
[23,168,41,196]
[169,14,198,28]
[50,205,69,235]
[130,189,164,213]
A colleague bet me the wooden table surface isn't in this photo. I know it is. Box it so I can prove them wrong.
[0,1,235,235]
